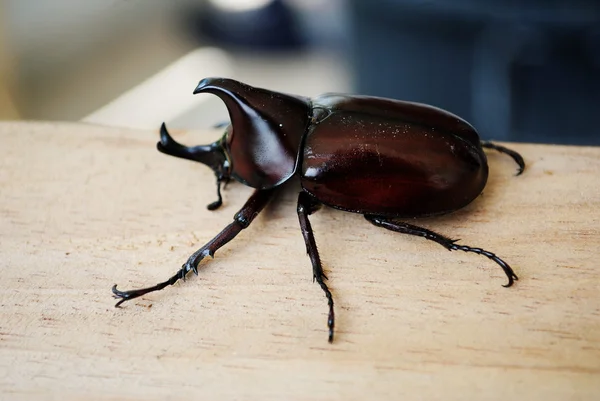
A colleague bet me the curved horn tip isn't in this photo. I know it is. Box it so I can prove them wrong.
[194,77,220,94]
[193,77,243,94]
[159,122,174,144]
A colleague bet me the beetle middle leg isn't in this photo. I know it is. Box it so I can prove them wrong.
[364,215,518,287]
[297,191,335,343]
[112,188,275,306]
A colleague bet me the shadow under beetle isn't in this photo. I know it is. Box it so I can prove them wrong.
[113,77,525,342]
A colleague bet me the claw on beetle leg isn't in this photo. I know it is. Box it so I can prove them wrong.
[365,216,518,288]
[111,189,275,308]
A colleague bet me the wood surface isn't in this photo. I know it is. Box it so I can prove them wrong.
[1,121,599,400]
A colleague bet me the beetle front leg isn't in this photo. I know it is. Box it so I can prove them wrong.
[206,177,225,211]
[112,188,275,306]
[296,191,335,343]
[364,215,518,287]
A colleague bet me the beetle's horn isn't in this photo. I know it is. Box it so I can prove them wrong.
[193,77,309,130]
[157,123,228,178]
[192,77,310,188]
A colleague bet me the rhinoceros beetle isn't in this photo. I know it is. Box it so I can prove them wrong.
[113,77,525,342]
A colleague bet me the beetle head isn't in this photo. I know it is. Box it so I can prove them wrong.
[193,77,310,189]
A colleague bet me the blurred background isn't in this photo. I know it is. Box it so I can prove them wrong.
[1,0,599,144]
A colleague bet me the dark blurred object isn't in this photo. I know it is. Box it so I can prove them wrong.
[348,1,600,145]
[188,0,305,50]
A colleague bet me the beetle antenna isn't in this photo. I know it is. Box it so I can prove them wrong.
[481,141,525,176]
[212,121,229,129]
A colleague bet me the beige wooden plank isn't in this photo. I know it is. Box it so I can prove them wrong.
[0,121,599,400]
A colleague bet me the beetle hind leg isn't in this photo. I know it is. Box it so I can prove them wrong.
[481,141,525,176]
[364,215,518,287]
[297,192,335,343]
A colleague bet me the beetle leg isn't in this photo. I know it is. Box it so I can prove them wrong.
[481,141,525,176]
[364,216,518,287]
[112,188,275,307]
[206,178,224,211]
[296,192,334,343]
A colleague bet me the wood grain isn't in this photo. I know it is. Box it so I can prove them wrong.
[1,121,599,400]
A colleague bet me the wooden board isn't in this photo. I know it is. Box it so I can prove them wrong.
[1,121,599,400]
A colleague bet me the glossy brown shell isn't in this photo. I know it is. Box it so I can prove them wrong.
[300,94,489,217]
